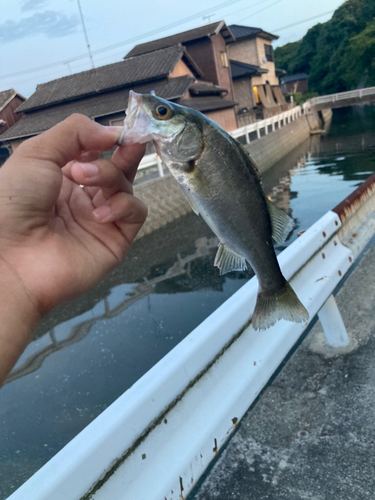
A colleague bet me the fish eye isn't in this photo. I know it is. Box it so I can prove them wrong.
[154,104,173,120]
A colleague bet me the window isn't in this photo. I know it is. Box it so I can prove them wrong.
[220,51,229,68]
[109,117,125,126]
[264,44,274,62]
[253,86,260,104]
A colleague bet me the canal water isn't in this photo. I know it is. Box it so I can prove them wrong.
[1,106,375,498]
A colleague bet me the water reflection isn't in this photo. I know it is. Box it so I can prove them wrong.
[1,106,375,499]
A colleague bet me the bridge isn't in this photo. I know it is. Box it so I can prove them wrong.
[305,85,375,110]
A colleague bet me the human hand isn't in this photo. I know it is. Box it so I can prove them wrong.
[0,113,147,320]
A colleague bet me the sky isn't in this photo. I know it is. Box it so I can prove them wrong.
[0,0,345,98]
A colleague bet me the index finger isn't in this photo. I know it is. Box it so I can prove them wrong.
[16,114,121,168]
[111,142,147,184]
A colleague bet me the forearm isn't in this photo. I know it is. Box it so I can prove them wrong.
[0,261,42,386]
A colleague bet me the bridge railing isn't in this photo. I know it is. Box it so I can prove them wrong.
[7,172,375,500]
[137,105,303,178]
[308,86,375,107]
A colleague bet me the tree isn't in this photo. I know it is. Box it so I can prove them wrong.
[274,0,375,94]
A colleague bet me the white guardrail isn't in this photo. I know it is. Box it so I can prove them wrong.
[308,86,375,106]
[138,105,304,177]
[7,169,375,500]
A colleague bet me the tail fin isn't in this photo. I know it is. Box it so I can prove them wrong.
[252,280,309,331]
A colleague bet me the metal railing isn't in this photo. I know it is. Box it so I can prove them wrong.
[7,173,375,500]
[137,105,304,178]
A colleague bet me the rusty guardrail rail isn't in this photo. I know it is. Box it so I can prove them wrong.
[7,175,375,500]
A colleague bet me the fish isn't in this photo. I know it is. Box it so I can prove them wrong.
[120,90,309,330]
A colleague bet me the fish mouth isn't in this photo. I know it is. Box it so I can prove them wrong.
[120,90,184,146]
[121,91,153,145]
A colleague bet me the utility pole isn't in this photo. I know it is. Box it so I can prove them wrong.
[77,0,95,69]
[202,14,215,23]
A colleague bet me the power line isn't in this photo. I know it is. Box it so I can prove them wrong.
[238,0,283,23]
[272,10,335,33]
[0,0,245,80]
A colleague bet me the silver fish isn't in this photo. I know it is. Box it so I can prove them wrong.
[121,91,309,330]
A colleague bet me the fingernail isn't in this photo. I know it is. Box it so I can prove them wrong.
[93,205,111,222]
[77,162,98,177]
[105,126,123,143]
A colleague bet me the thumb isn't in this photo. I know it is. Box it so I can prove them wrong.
[0,114,122,213]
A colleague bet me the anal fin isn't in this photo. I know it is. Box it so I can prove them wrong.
[214,244,247,275]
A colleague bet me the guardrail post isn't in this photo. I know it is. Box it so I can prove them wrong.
[256,123,260,139]
[245,126,250,144]
[317,294,350,347]
[157,157,164,177]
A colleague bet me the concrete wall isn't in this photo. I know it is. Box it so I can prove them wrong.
[134,175,191,238]
[245,115,311,174]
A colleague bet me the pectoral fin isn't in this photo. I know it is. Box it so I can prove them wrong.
[266,199,295,243]
[186,164,211,198]
[214,244,248,275]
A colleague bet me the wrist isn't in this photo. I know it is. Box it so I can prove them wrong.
[0,258,42,385]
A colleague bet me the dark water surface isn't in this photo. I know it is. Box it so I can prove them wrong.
[1,107,375,498]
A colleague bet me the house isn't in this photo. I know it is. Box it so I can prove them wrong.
[280,73,309,95]
[0,43,237,151]
[0,89,25,161]
[127,21,287,127]
[125,21,235,102]
[1,20,287,150]
[0,89,25,132]
[227,25,289,126]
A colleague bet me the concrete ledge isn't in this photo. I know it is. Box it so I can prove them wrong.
[245,116,311,174]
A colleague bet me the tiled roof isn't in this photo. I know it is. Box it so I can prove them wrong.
[0,76,194,141]
[16,45,187,113]
[177,97,237,112]
[228,24,278,41]
[280,73,309,83]
[125,21,235,58]
[0,89,17,112]
[230,60,268,79]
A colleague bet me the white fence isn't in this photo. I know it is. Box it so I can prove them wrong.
[230,105,302,143]
[7,170,375,500]
[137,105,304,177]
[307,86,375,107]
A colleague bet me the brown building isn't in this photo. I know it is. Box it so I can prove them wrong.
[0,89,25,161]
[0,89,25,133]
[280,73,309,95]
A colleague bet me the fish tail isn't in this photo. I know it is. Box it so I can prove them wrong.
[252,280,309,331]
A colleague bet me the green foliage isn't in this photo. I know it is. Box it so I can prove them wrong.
[284,92,319,105]
[274,0,375,94]
[342,19,375,87]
